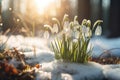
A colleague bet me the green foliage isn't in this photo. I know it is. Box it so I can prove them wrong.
[44,14,103,63]
[51,34,92,63]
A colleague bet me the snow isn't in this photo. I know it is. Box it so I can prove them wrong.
[36,61,104,80]
[0,35,49,51]
[1,35,120,57]
[91,36,120,57]
[103,64,120,80]
[35,61,120,80]
[1,35,120,80]
[104,68,120,80]
[24,49,54,63]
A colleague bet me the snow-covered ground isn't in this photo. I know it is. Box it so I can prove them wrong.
[1,35,120,80]
[91,36,120,57]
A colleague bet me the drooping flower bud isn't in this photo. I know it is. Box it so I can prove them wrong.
[95,25,102,36]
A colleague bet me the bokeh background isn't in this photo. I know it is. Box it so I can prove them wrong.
[0,0,120,38]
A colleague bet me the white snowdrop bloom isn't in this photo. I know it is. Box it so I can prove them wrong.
[52,24,58,33]
[63,21,70,31]
[73,20,79,30]
[63,76,68,80]
[88,30,92,37]
[87,20,91,27]
[44,31,49,39]
[85,27,91,37]
[74,31,80,39]
[73,26,78,31]
[82,25,87,33]
[64,29,72,38]
[44,25,52,31]
[95,26,102,36]
[73,39,78,42]
[64,28,70,34]
[74,20,79,26]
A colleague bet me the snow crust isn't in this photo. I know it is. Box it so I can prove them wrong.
[36,61,104,80]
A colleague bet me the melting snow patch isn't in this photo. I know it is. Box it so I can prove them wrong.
[24,49,54,63]
[103,64,120,80]
[36,61,104,80]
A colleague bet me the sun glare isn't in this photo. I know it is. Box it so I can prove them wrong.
[34,0,55,15]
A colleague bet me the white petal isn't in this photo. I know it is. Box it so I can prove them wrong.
[74,20,79,26]
[82,25,87,33]
[85,27,90,37]
[44,31,49,39]
[95,26,102,36]
[74,31,80,39]
[63,21,70,34]
[63,21,69,30]
[53,24,58,33]
[89,30,92,37]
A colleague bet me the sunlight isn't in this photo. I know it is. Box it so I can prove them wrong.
[34,0,55,15]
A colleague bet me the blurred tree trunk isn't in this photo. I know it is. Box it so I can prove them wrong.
[0,0,2,18]
[108,0,120,38]
[0,0,2,33]
[0,0,1,14]
[0,0,2,21]
[90,0,102,21]
[77,0,91,22]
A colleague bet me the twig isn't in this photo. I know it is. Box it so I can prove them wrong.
[99,48,120,58]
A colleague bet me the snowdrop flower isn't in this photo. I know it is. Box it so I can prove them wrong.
[85,27,92,37]
[82,19,87,26]
[73,16,80,30]
[44,31,49,39]
[88,29,92,37]
[73,31,79,39]
[73,39,78,43]
[63,76,68,80]
[87,20,91,27]
[95,25,102,36]
[73,20,79,27]
[82,25,87,33]
[52,24,58,33]
[65,29,72,39]
[63,21,71,38]
[63,21,70,32]
[73,22,79,31]
[44,25,52,32]
[81,25,92,38]
[63,14,69,22]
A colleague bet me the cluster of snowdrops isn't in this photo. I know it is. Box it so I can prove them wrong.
[43,14,103,63]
